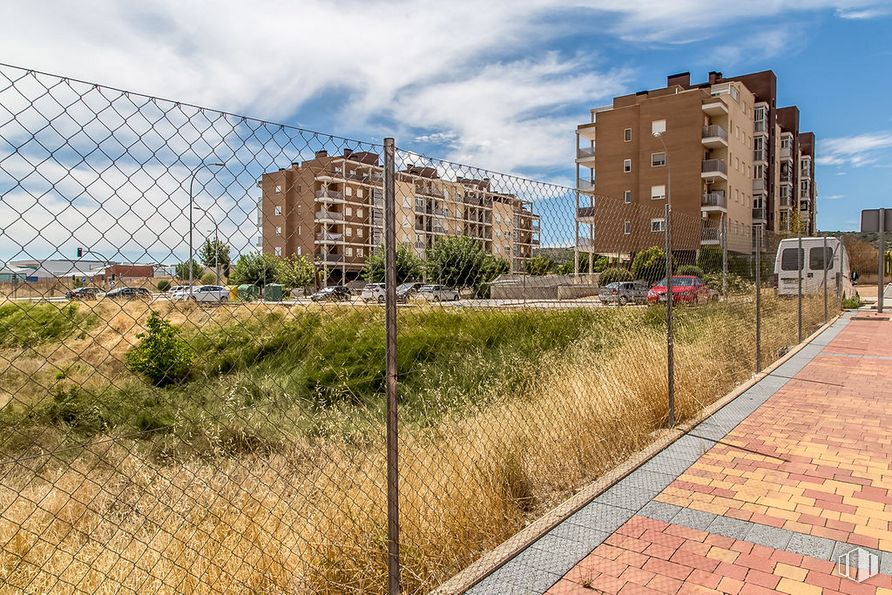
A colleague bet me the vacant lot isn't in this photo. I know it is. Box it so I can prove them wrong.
[0,294,831,592]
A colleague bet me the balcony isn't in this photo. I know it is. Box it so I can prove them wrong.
[701,227,721,244]
[753,148,767,163]
[752,178,767,193]
[780,146,793,161]
[780,172,793,184]
[577,206,596,220]
[779,195,792,208]
[754,120,767,133]
[315,209,344,222]
[701,125,728,148]
[577,122,597,141]
[576,146,596,163]
[431,207,448,217]
[315,232,343,242]
[702,99,728,116]
[577,179,595,192]
[752,207,766,222]
[315,190,344,202]
[701,159,727,179]
[701,191,726,210]
[415,185,445,198]
[318,253,343,264]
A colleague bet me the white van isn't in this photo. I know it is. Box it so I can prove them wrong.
[774,237,856,298]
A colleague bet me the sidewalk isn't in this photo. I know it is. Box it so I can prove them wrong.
[469,310,892,594]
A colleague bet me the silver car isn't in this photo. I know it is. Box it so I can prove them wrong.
[171,285,229,303]
[599,281,649,305]
[361,283,386,303]
[417,284,460,302]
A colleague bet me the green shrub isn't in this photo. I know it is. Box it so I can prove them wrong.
[156,279,172,292]
[841,294,862,309]
[126,312,194,386]
[599,267,633,286]
[702,272,753,295]
[526,255,553,276]
[0,303,92,348]
[200,271,217,285]
[676,265,704,278]
[631,246,674,285]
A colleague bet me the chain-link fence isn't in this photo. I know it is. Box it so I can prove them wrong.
[0,63,846,593]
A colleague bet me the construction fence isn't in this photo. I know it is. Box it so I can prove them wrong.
[0,63,846,593]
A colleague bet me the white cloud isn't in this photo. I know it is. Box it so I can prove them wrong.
[817,132,892,167]
[835,6,891,18]
[823,194,845,200]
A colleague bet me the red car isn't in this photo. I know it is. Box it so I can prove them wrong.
[647,275,712,305]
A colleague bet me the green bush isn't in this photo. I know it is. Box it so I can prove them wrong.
[526,255,553,276]
[200,272,217,285]
[631,246,674,285]
[156,279,172,292]
[676,265,704,278]
[0,303,92,348]
[599,267,633,286]
[841,294,861,309]
[702,272,753,295]
[126,311,194,386]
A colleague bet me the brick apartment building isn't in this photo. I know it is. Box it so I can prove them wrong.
[258,150,539,282]
[575,70,816,263]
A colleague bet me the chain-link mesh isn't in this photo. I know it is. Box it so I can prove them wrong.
[0,63,847,594]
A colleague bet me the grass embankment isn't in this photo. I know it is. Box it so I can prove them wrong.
[0,295,832,593]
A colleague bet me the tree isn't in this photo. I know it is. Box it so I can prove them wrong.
[175,259,203,282]
[275,254,315,289]
[474,254,510,298]
[526,255,553,276]
[841,235,877,277]
[229,252,281,287]
[200,271,217,285]
[200,239,231,276]
[425,236,488,288]
[362,245,424,284]
[554,253,608,275]
[599,267,633,285]
[126,311,193,386]
[631,246,674,284]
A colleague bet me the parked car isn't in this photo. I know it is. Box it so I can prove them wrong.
[599,281,649,305]
[647,276,711,305]
[417,284,460,302]
[310,285,351,302]
[395,282,423,303]
[171,285,229,303]
[105,287,151,300]
[65,287,100,300]
[361,283,386,303]
[167,285,190,293]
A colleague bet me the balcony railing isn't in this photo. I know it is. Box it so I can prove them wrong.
[315,210,344,221]
[780,146,792,160]
[752,178,767,193]
[316,232,343,242]
[702,124,727,141]
[577,206,596,219]
[702,159,727,176]
[752,207,766,221]
[701,228,720,242]
[577,179,595,192]
[576,146,596,160]
[701,191,726,208]
[315,190,344,200]
[318,253,343,263]
[415,185,445,198]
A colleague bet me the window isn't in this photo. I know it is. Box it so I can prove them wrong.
[623,159,632,173]
[345,227,352,237]
[345,186,353,197]
[346,247,353,257]
[624,190,632,204]
[734,189,739,203]
[651,218,666,232]
[357,208,364,217]
[357,188,364,198]
[651,119,666,135]
[274,246,282,257]
[402,197,410,208]
[274,206,282,216]
[624,221,631,235]
[357,228,364,238]
[357,248,364,257]
[809,247,833,271]
[275,226,282,236]
[651,185,666,200]
[781,248,803,271]
[651,152,666,167]
[275,184,282,193]
[346,206,353,217]
[296,246,302,256]
[624,128,632,142]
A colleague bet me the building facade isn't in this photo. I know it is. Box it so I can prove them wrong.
[575,70,816,263]
[258,150,539,282]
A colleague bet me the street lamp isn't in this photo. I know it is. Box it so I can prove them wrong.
[75,247,112,288]
[188,162,225,297]
[653,130,675,427]
[194,205,222,285]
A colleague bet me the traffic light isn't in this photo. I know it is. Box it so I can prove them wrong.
[76,247,83,257]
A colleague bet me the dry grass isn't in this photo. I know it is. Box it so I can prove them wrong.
[0,294,831,593]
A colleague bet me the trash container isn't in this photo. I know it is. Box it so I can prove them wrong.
[263,283,284,302]
[237,284,259,302]
[229,286,238,301]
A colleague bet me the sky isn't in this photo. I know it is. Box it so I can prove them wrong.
[1,0,891,261]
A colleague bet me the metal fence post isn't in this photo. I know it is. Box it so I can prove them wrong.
[755,224,762,373]
[823,235,828,324]
[879,209,886,314]
[797,226,803,343]
[664,203,675,427]
[383,137,400,595]
[721,212,728,297]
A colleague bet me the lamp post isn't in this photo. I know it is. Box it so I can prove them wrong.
[194,205,221,284]
[188,162,225,298]
[653,131,674,427]
[75,247,112,289]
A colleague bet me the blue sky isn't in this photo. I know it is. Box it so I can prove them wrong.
[2,0,892,233]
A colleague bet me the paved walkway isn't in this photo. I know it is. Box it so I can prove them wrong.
[469,310,892,594]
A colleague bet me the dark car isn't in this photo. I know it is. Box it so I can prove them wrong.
[105,287,151,300]
[395,282,423,303]
[65,287,100,300]
[647,276,711,305]
[310,285,351,302]
[598,281,649,305]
